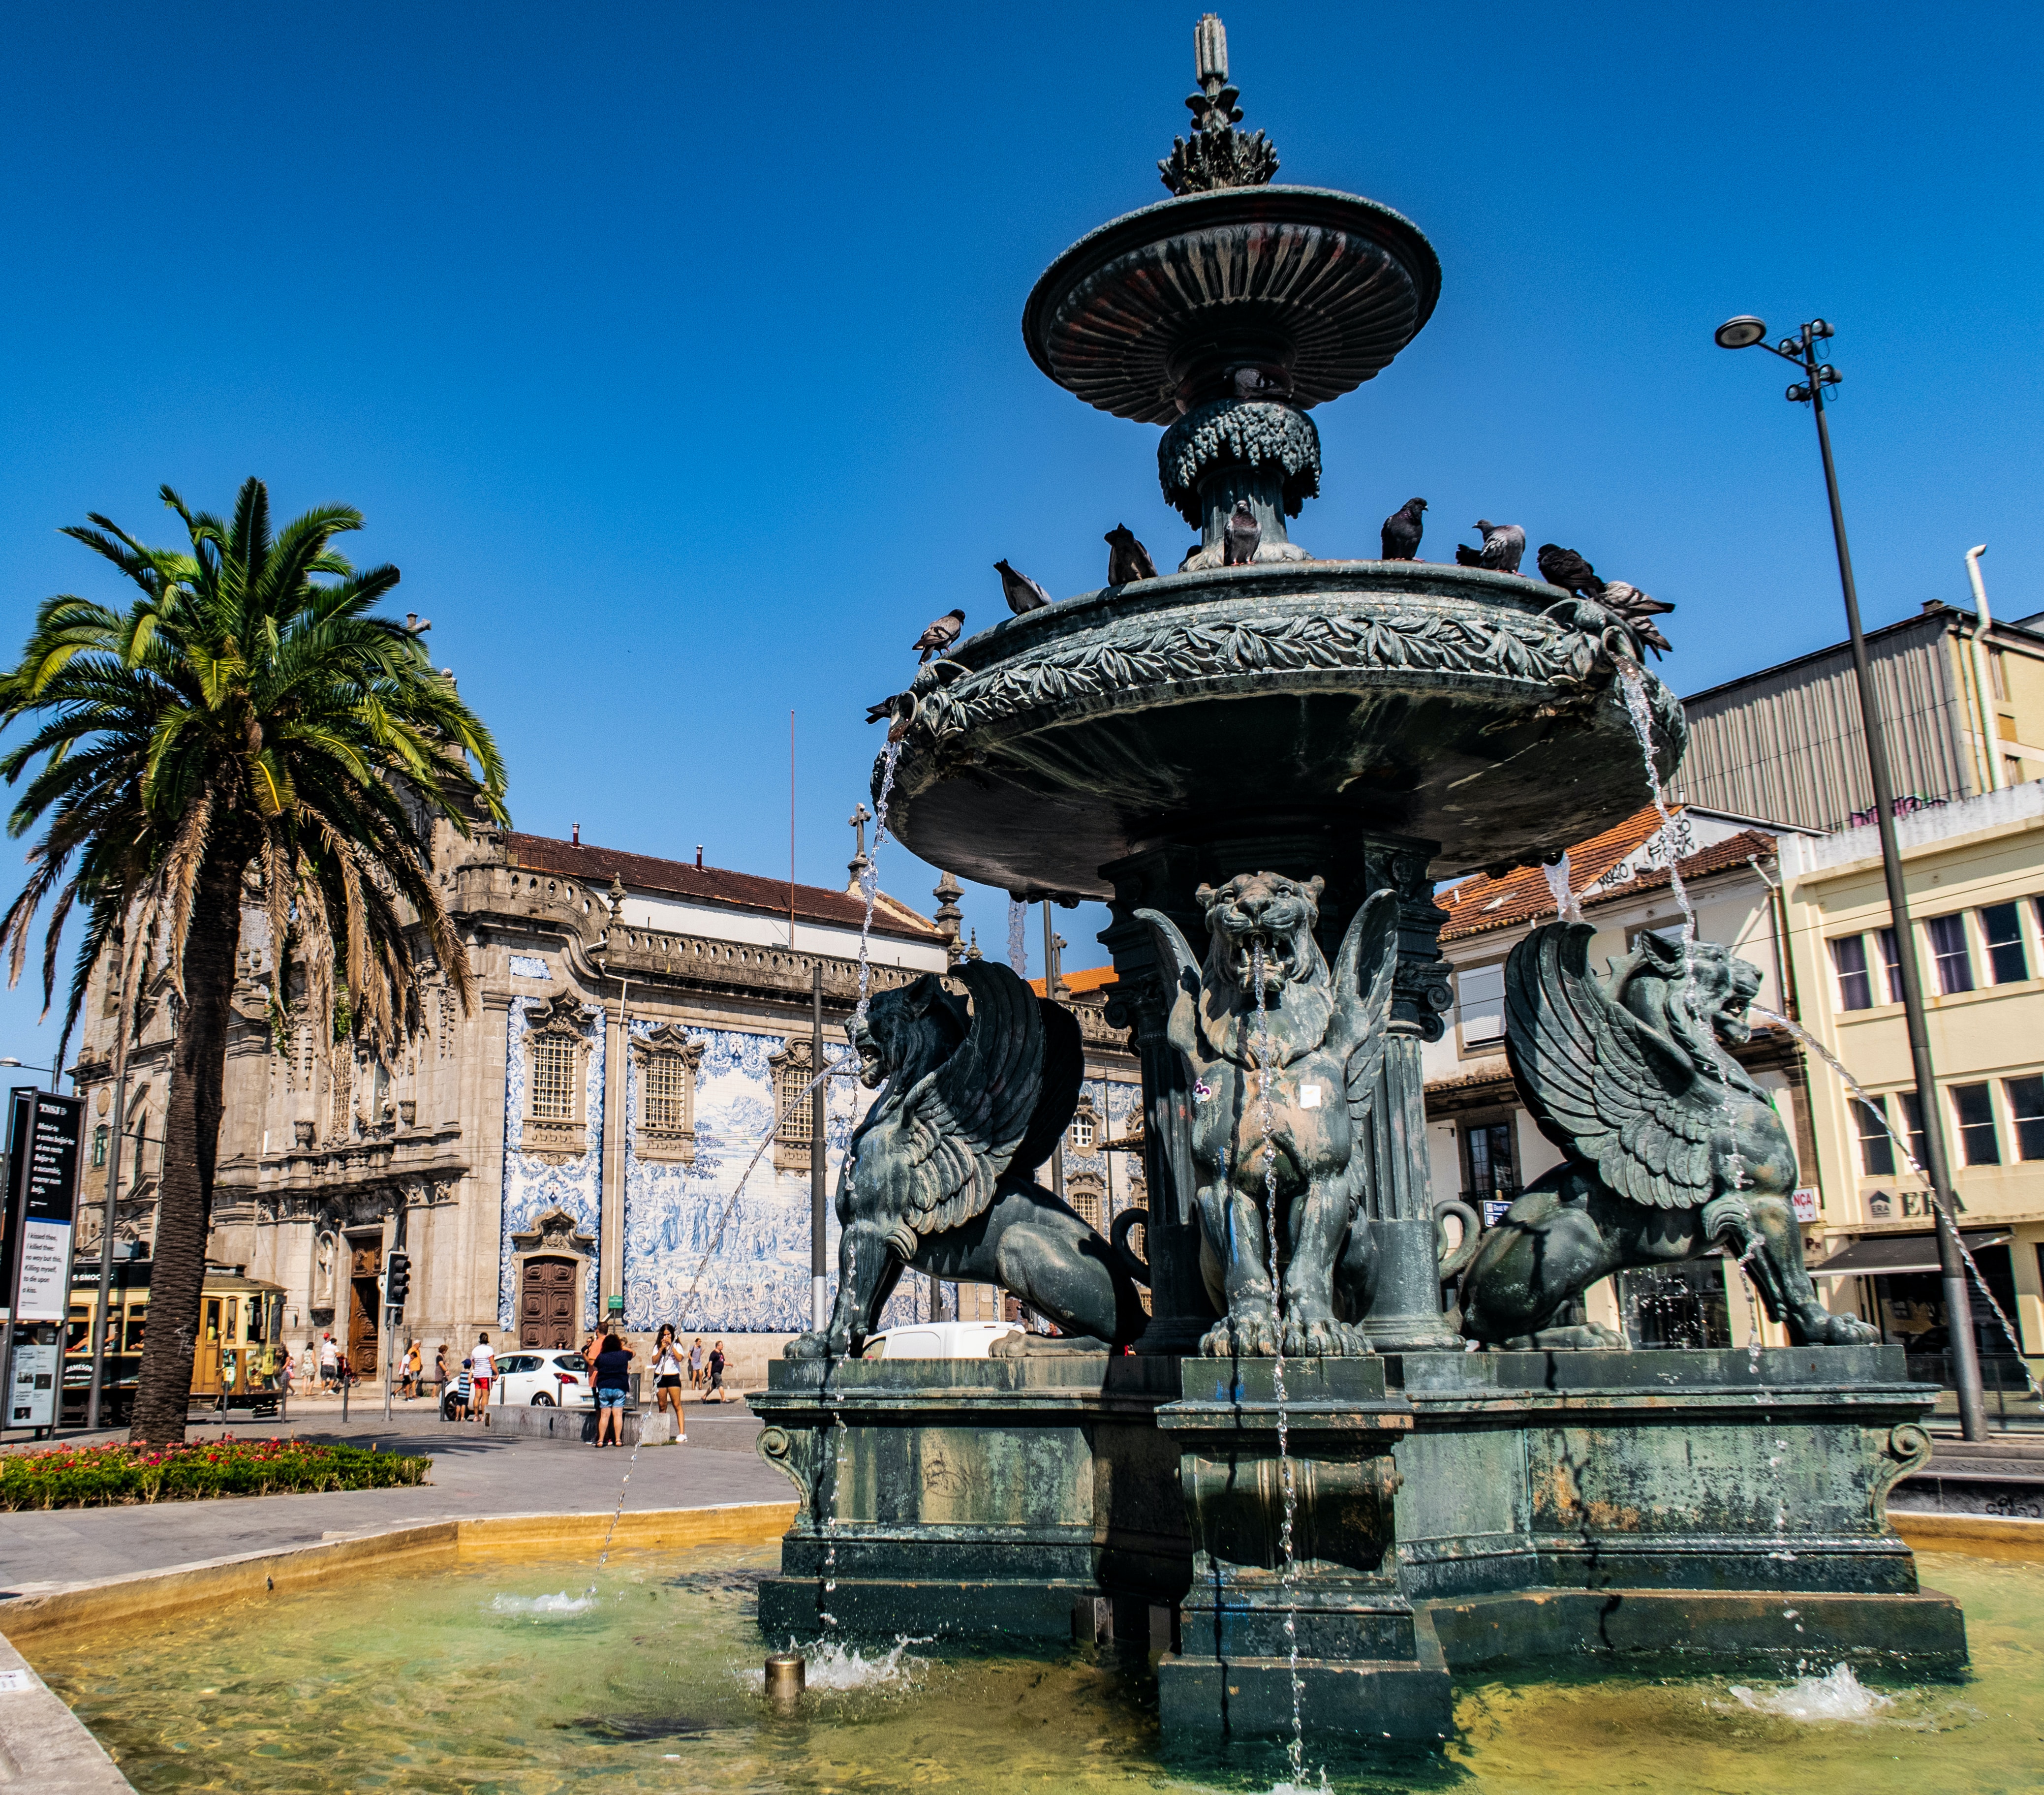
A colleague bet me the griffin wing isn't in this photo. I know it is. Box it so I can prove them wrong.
[1331,890,1402,1127]
[1503,923,1715,1210]
[1135,907,1204,1065]
[1007,997,1084,1180]
[894,959,1046,1234]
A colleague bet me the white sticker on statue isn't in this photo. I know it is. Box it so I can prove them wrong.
[1300,1083,1322,1109]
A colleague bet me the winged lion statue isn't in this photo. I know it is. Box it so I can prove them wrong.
[1458,922,1878,1349]
[1139,871,1416,1358]
[785,959,1150,1361]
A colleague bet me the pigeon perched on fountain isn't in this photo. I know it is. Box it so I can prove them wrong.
[1106,525,1158,585]
[912,609,966,662]
[995,560,1053,615]
[1535,543,1604,598]
[1380,497,1427,560]
[1454,520,1525,574]
[1223,500,1261,566]
[1599,581,1674,658]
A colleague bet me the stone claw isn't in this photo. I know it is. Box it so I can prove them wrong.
[783,1330,843,1362]
[1282,1314,1370,1358]
[1789,1308,1881,1347]
[1199,1312,1284,1357]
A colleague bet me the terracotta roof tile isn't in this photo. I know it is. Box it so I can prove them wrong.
[503,833,943,943]
[1437,807,1777,942]
[1028,965,1120,997]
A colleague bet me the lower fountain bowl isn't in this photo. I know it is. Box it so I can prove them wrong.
[878,561,1684,897]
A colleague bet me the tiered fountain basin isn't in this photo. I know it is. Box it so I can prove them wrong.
[882,560,1683,898]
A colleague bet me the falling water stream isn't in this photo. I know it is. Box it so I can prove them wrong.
[1006,897,1029,978]
[1250,943,1306,1790]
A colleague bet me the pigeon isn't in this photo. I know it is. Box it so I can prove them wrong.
[1223,500,1261,566]
[995,559,1053,616]
[912,609,965,662]
[1600,581,1675,658]
[1105,525,1158,585]
[1381,497,1427,560]
[1536,544,1604,598]
[1454,520,1525,575]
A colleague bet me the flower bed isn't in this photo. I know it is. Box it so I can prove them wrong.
[0,1438,431,1510]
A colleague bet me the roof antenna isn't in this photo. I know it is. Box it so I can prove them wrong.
[695,844,704,868]
[571,822,580,845]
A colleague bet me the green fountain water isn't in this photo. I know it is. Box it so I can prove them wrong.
[26,1543,2043,1794]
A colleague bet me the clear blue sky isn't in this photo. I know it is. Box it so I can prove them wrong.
[1,1,2038,1076]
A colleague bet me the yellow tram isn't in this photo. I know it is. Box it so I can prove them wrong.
[62,1260,288,1425]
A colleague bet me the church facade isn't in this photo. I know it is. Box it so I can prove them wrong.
[66,813,1147,1378]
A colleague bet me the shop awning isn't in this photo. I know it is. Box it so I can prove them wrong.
[1808,1230,2012,1278]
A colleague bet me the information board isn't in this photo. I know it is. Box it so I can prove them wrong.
[2,1086,83,1324]
[7,1331,58,1428]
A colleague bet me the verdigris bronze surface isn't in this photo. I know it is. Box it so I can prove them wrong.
[785,959,1148,1360]
[1138,873,1470,1355]
[1459,923,1880,1349]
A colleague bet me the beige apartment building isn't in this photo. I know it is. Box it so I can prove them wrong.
[1781,780,2044,1382]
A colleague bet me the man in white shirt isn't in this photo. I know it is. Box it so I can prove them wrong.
[470,1333,496,1414]
[317,1333,339,1393]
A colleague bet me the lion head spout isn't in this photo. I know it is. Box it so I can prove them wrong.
[844,973,967,1092]
[1195,871,1332,1002]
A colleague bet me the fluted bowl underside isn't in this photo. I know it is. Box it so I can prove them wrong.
[878,563,1683,898]
[1023,187,1443,425]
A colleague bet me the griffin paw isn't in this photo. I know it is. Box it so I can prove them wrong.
[782,1330,843,1362]
[1200,1313,1282,1357]
[1790,1310,1881,1347]
[1282,1315,1366,1358]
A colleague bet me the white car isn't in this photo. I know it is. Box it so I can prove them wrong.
[492,1349,594,1407]
[862,1321,1021,1360]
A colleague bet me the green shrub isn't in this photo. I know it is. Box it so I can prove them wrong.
[0,1438,430,1510]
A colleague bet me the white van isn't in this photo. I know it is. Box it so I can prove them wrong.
[862,1321,1020,1360]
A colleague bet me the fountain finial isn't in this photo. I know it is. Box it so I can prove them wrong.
[1160,13,1279,195]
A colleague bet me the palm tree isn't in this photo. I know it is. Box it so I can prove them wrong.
[0,478,506,1444]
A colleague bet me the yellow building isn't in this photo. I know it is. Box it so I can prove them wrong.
[1781,780,2044,1389]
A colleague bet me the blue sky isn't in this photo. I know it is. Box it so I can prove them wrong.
[1,1,2038,1075]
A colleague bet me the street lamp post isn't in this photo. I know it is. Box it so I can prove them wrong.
[1715,314,1988,1440]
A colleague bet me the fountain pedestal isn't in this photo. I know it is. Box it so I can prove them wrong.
[1154,1357,1454,1741]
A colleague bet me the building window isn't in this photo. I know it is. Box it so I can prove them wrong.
[1463,1118,1518,1201]
[1829,935,1873,1011]
[644,1053,689,1132]
[1951,1083,2001,1167]
[1854,1097,1896,1177]
[1980,902,2028,985]
[1925,914,1973,995]
[1878,927,1904,1004]
[1067,1181,1103,1229]
[2008,1077,2044,1161]
[1895,1089,1927,1174]
[91,1123,109,1168]
[529,1038,577,1123]
[777,1060,814,1145]
[1456,962,1506,1050]
[1072,1114,1095,1150]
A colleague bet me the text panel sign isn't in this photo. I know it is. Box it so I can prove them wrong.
[4,1088,83,1323]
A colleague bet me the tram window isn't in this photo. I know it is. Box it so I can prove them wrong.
[266,1296,283,1344]
[124,1306,146,1352]
[66,1310,90,1353]
[204,1299,221,1343]
[246,1300,264,1343]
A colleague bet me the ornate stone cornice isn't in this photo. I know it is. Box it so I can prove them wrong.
[1159,400,1320,526]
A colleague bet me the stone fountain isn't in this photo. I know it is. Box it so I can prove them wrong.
[752,15,1964,1746]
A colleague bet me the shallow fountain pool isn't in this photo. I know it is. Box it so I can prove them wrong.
[26,1545,2043,1794]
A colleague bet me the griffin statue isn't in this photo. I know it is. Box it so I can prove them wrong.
[1459,922,1879,1349]
[1139,872,1409,1358]
[785,959,1150,1361]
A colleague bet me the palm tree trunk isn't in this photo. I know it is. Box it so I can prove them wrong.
[129,853,246,1446]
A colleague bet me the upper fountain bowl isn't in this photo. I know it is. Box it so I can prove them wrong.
[1022,186,1442,425]
[876,561,1685,899]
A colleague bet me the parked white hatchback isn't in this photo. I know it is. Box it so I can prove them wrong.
[493,1349,594,1407]
[862,1322,1021,1360]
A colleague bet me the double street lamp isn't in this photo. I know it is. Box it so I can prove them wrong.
[1715,314,1988,1440]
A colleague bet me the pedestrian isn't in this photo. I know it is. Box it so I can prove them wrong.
[688,1335,705,1391]
[652,1325,684,1428]
[336,1348,352,1389]
[433,1343,449,1394]
[592,1332,634,1447]
[447,1358,472,1421]
[317,1331,339,1393]
[708,1339,726,1402]
[402,1341,422,1400]
[304,1339,321,1395]
[470,1331,496,1413]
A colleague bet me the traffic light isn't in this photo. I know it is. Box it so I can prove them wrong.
[384,1251,411,1316]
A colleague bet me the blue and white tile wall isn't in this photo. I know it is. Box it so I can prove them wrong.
[621,1021,915,1334]
[496,996,606,1332]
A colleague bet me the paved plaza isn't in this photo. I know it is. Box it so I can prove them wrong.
[0,1405,782,1597]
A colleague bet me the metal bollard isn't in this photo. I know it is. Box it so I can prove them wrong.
[763,1651,805,1706]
